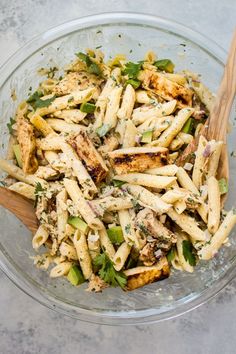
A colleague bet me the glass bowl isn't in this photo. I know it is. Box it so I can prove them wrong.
[0,12,235,325]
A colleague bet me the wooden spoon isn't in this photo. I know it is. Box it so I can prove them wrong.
[177,29,236,189]
[0,186,38,233]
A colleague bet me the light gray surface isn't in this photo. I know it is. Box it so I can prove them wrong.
[0,1,236,353]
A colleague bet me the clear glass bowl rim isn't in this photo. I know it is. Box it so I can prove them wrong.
[0,12,233,326]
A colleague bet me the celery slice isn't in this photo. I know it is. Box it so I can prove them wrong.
[141,130,153,143]
[68,216,88,233]
[80,102,96,113]
[67,265,85,286]
[107,226,124,245]
[218,178,228,195]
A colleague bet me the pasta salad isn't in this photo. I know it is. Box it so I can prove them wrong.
[1,49,235,292]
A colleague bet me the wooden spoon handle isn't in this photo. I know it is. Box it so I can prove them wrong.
[0,187,38,233]
[207,29,236,141]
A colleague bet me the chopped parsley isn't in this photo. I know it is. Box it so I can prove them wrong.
[7,117,16,135]
[27,91,56,110]
[125,223,131,234]
[123,61,142,79]
[126,79,141,89]
[182,240,196,266]
[93,253,127,288]
[76,52,101,76]
[112,179,126,188]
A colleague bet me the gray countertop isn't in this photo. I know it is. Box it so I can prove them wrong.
[0,1,236,353]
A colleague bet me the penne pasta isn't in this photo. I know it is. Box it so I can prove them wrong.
[122,119,137,148]
[146,164,178,176]
[192,135,208,188]
[113,242,131,271]
[117,84,135,120]
[98,227,116,259]
[125,184,171,214]
[114,173,177,189]
[9,182,35,200]
[167,209,206,241]
[73,230,92,279]
[46,118,85,133]
[132,100,177,125]
[154,108,194,147]
[118,209,140,248]
[198,210,236,260]
[32,225,49,250]
[56,189,68,242]
[207,176,221,234]
[64,178,103,230]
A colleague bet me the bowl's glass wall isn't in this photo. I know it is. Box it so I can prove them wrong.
[0,15,235,324]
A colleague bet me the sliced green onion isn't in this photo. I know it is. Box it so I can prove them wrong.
[96,124,110,137]
[141,130,153,143]
[126,79,141,89]
[80,102,96,113]
[154,59,175,73]
[107,226,124,245]
[13,144,22,168]
[67,265,85,286]
[112,180,126,188]
[218,178,228,195]
[68,216,88,234]
[182,117,194,134]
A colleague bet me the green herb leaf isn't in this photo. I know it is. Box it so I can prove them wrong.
[7,117,16,135]
[123,62,142,79]
[126,79,141,89]
[76,52,101,76]
[27,91,56,110]
[112,179,126,188]
[182,240,196,266]
[218,178,228,195]
[154,59,175,73]
[80,102,96,113]
[88,62,101,75]
[167,248,175,263]
[27,90,43,103]
[93,253,127,288]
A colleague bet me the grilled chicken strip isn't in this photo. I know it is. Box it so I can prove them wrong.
[108,147,168,174]
[53,71,103,98]
[124,258,170,290]
[69,131,108,184]
[17,118,38,174]
[141,70,193,108]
